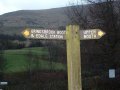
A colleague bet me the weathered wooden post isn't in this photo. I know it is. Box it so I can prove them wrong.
[66,25,82,90]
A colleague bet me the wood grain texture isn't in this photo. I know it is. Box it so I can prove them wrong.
[66,25,82,90]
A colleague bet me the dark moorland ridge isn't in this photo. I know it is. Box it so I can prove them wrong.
[0,3,91,35]
[0,1,119,35]
[0,7,71,35]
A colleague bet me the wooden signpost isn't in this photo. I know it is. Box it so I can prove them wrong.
[22,28,105,40]
[22,25,105,90]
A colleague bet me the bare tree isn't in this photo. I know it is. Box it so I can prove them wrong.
[26,49,34,79]
[66,1,120,89]
[66,3,89,29]
[67,0,120,67]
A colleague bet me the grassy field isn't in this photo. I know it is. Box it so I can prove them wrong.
[4,47,66,73]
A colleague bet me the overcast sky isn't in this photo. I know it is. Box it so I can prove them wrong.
[0,0,86,15]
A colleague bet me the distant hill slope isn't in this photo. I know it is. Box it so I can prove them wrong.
[0,7,69,35]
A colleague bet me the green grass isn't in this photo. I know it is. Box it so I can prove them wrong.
[4,54,27,73]
[5,47,48,55]
[4,47,66,73]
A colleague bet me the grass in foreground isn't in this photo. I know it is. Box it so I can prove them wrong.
[4,47,66,73]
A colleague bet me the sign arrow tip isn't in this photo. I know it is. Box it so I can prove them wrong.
[22,29,30,38]
[98,30,105,37]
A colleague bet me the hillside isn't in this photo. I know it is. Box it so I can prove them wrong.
[0,7,69,35]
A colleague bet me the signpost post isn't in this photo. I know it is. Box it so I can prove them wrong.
[22,25,105,90]
[66,25,82,90]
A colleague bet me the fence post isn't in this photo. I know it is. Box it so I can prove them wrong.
[66,25,82,90]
